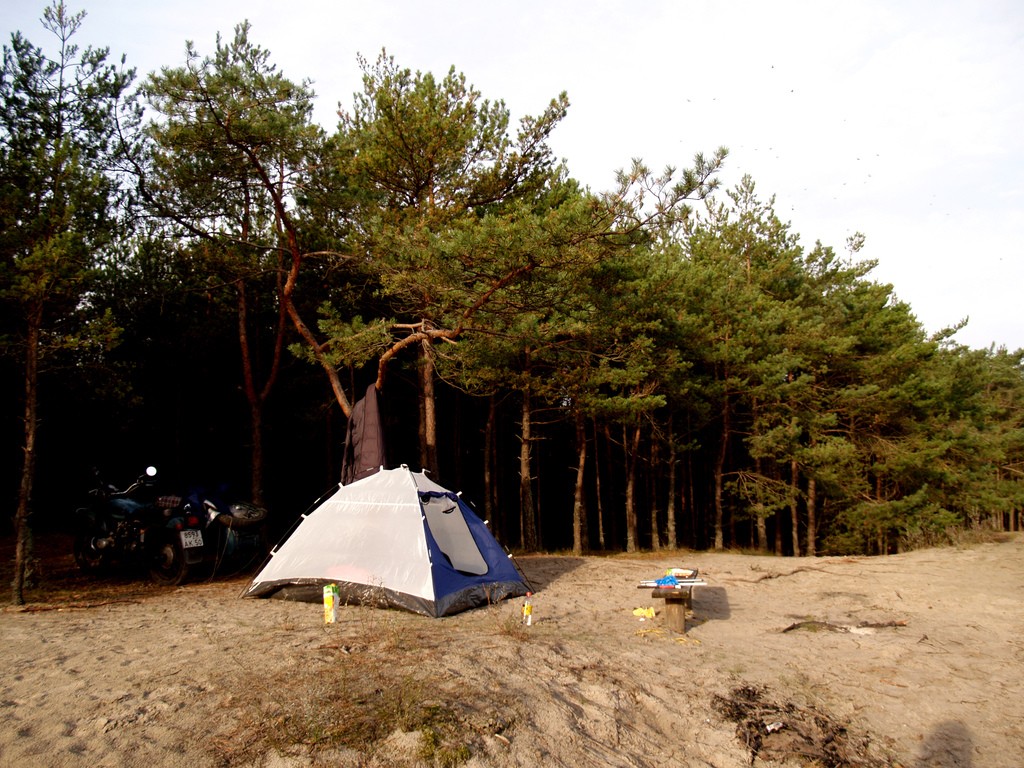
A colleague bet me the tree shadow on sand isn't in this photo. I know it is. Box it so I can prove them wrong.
[516,555,587,591]
[692,585,731,622]
[913,720,974,768]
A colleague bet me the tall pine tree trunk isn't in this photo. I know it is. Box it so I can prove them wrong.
[624,422,641,552]
[236,278,286,507]
[686,414,696,549]
[12,317,40,605]
[248,404,265,503]
[484,395,497,535]
[774,508,784,556]
[571,412,587,555]
[418,339,438,476]
[649,439,661,551]
[603,422,619,547]
[756,513,768,552]
[666,416,678,549]
[713,393,729,551]
[593,419,606,550]
[806,475,817,556]
[790,459,801,556]
[519,387,537,550]
[754,457,768,551]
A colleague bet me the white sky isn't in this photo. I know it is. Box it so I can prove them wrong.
[4,0,1023,351]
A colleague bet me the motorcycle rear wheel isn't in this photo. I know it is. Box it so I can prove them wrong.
[149,535,190,586]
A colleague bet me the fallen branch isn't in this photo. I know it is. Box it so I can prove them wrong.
[4,598,143,613]
[782,620,848,633]
[756,566,827,582]
[782,619,907,633]
[858,620,907,629]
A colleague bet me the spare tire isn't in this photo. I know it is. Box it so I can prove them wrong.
[216,502,268,528]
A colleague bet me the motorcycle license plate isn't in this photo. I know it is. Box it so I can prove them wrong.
[180,529,204,548]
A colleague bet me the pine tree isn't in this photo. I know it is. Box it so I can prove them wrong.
[1,2,137,602]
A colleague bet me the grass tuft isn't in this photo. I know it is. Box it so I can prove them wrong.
[209,632,515,766]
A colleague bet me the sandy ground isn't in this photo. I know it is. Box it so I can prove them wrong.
[2,532,1023,767]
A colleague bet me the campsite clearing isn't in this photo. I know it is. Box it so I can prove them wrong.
[2,532,1022,767]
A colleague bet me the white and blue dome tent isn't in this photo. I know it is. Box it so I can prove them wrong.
[243,466,529,617]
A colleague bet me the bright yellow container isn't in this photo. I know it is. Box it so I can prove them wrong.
[323,584,339,624]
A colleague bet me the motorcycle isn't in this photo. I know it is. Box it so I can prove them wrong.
[73,467,269,586]
[169,486,270,583]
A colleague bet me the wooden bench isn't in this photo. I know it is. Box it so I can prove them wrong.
[650,584,701,633]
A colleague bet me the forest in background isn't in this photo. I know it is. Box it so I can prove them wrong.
[4,4,1023,601]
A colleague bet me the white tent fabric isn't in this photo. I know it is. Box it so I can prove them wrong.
[244,466,529,617]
